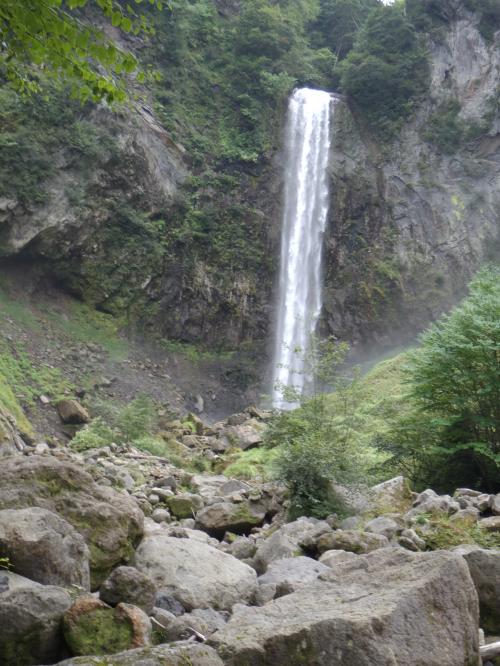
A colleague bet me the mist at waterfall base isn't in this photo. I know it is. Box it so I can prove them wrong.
[271,88,336,410]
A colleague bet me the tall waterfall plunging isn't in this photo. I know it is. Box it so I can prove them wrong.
[272,88,335,409]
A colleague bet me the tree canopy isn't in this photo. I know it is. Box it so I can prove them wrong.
[377,266,500,492]
[340,3,429,137]
[0,0,164,102]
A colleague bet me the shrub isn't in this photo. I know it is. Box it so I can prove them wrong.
[270,337,363,518]
[423,99,464,153]
[71,417,116,452]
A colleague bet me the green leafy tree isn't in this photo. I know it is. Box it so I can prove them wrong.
[340,3,429,137]
[311,0,380,60]
[269,337,363,518]
[0,0,164,102]
[377,266,500,492]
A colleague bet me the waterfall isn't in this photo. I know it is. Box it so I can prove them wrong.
[272,88,335,409]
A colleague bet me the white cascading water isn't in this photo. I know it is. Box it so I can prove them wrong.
[272,88,335,409]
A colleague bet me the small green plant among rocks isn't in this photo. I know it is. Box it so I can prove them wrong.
[270,336,365,518]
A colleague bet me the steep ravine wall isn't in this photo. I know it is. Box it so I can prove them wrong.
[0,10,498,366]
[321,14,500,352]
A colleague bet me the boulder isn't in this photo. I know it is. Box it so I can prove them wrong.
[257,556,329,599]
[162,608,227,642]
[224,536,257,561]
[318,549,359,568]
[316,529,389,555]
[134,533,257,610]
[364,516,401,540]
[397,528,426,552]
[0,456,144,588]
[167,493,204,519]
[469,494,492,513]
[405,494,460,521]
[478,516,500,532]
[491,494,500,515]
[99,566,156,615]
[0,507,90,589]
[253,518,328,573]
[454,545,500,634]
[63,596,151,656]
[56,400,90,424]
[195,501,266,538]
[53,642,224,665]
[155,592,185,616]
[0,572,72,666]
[226,422,264,450]
[210,548,479,666]
[368,476,413,513]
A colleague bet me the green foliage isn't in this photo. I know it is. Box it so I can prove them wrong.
[0,86,120,206]
[414,513,500,551]
[270,338,365,518]
[376,267,500,492]
[0,557,11,570]
[221,446,280,480]
[311,0,381,60]
[340,4,429,138]
[0,370,33,436]
[70,416,116,451]
[423,98,464,153]
[405,0,459,34]
[0,0,163,102]
[119,395,156,441]
[72,395,157,451]
[0,340,75,407]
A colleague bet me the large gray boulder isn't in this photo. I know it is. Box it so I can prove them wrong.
[99,566,156,615]
[454,545,500,634]
[316,529,389,554]
[53,642,224,665]
[0,456,144,588]
[0,572,72,666]
[0,507,90,589]
[134,533,257,610]
[210,548,479,666]
[195,501,266,538]
[257,557,330,602]
[253,518,329,573]
[368,476,413,513]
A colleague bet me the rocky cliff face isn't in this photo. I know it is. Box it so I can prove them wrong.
[322,9,499,352]
[0,6,498,363]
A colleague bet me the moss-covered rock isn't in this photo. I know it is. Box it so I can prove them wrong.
[0,456,144,589]
[63,597,151,657]
[167,493,204,519]
[195,500,266,539]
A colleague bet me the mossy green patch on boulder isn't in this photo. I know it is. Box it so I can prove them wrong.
[167,494,203,520]
[195,500,266,538]
[63,597,136,657]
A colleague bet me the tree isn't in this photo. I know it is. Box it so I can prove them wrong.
[0,0,164,102]
[311,0,380,60]
[340,3,428,137]
[268,337,363,518]
[377,266,500,492]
